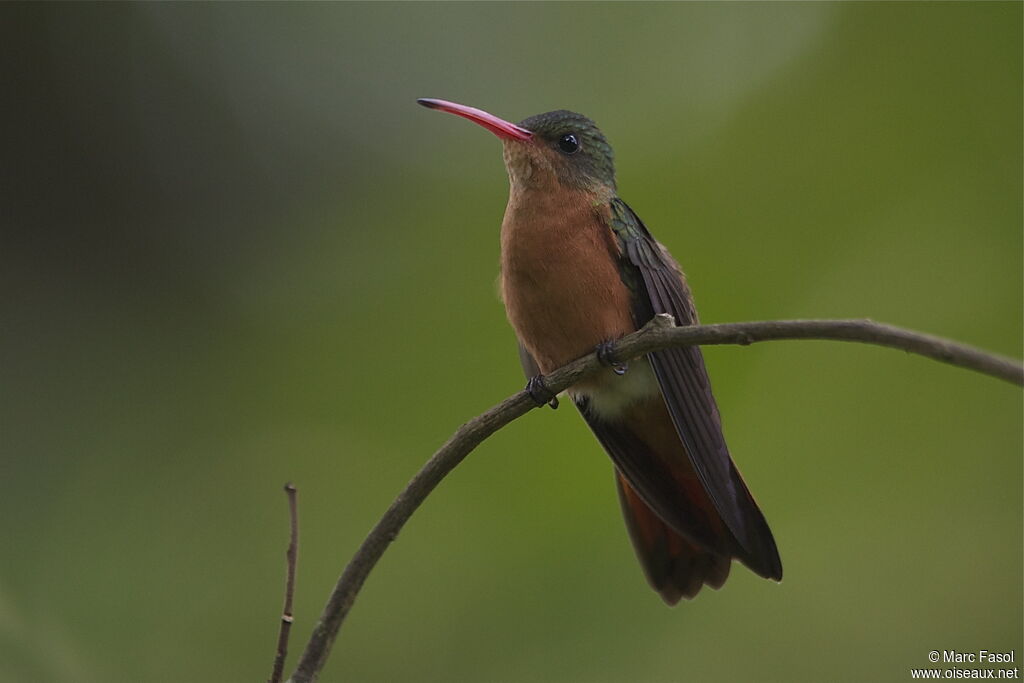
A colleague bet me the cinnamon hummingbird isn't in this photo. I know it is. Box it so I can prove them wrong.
[417,98,782,604]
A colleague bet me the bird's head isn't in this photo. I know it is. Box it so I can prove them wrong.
[417,98,616,195]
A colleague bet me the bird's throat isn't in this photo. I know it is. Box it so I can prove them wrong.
[502,141,549,192]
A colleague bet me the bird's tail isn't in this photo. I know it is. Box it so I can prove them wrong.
[615,473,731,605]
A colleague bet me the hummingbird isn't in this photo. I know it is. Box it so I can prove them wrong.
[417,98,782,604]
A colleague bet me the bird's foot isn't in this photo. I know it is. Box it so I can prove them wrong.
[526,375,559,410]
[596,340,628,376]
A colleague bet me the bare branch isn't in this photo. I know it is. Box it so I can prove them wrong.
[270,483,299,683]
[288,317,1022,682]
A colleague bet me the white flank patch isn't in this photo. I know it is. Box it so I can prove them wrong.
[572,358,659,420]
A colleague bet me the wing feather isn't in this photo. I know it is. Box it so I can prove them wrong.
[615,200,782,580]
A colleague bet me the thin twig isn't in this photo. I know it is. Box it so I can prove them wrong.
[270,483,299,683]
[288,317,1022,682]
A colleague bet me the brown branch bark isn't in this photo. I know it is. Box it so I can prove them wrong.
[288,317,1022,682]
[270,483,299,683]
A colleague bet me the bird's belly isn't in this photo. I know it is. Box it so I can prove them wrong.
[501,239,637,372]
[571,358,660,421]
[506,265,658,417]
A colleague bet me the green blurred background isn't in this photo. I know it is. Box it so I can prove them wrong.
[2,3,1020,682]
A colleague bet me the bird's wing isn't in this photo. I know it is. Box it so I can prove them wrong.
[608,198,782,580]
[516,340,542,379]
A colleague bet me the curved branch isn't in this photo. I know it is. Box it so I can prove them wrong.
[288,317,1022,682]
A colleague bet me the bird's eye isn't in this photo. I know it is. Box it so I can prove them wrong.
[557,133,580,155]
